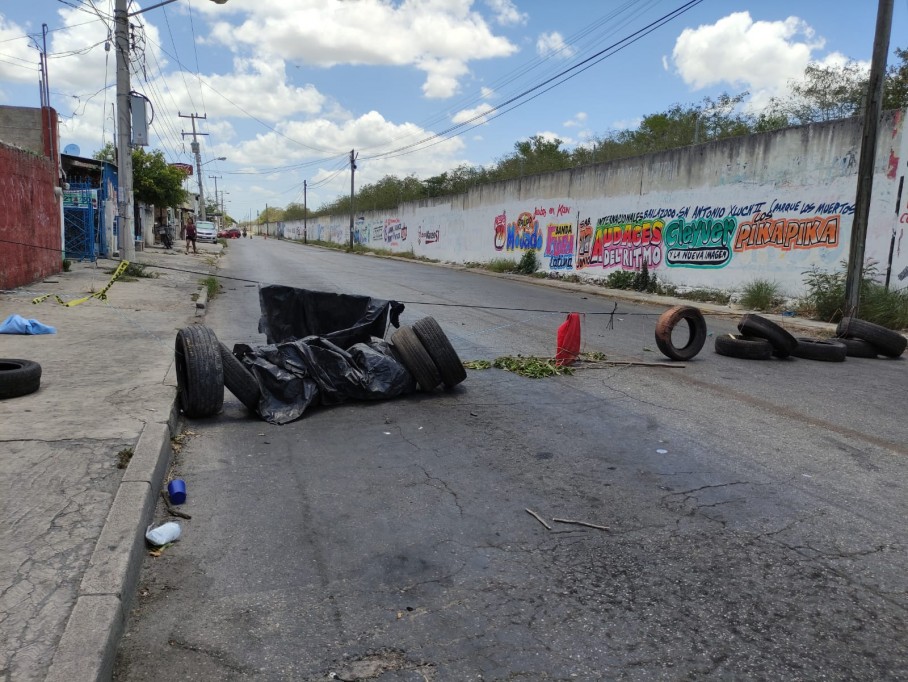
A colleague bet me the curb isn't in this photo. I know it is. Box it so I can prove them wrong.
[45,298,204,680]
[45,400,180,682]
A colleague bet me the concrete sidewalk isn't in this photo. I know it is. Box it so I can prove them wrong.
[0,242,220,681]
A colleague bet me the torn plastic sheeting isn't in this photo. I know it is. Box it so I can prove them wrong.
[235,337,415,425]
[0,314,56,335]
[257,285,402,347]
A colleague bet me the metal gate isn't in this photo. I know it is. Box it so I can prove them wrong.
[63,182,97,261]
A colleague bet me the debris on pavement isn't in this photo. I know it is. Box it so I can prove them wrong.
[145,521,181,546]
[160,491,192,520]
[0,313,56,335]
[167,479,187,505]
[525,508,552,530]
[552,517,610,531]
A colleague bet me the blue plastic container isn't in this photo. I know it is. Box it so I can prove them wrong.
[167,479,187,505]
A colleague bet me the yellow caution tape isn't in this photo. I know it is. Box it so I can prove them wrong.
[32,260,131,307]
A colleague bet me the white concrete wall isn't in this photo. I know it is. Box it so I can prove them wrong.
[284,111,908,295]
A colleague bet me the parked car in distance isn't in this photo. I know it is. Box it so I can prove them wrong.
[227,228,241,239]
[217,228,228,238]
[195,221,218,243]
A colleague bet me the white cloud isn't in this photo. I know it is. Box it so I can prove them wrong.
[671,11,824,95]
[536,31,575,59]
[563,111,587,128]
[536,130,573,146]
[452,102,494,124]
[485,0,528,26]
[0,17,42,86]
[208,0,518,99]
[480,86,495,99]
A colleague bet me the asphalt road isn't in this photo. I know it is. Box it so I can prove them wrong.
[115,238,908,681]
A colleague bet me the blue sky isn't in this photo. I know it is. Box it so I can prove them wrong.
[1,1,906,222]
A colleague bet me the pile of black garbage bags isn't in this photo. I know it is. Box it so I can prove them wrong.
[234,285,413,424]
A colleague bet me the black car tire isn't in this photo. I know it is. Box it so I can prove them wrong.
[792,337,847,362]
[412,317,467,387]
[175,325,224,417]
[392,326,441,392]
[714,334,773,360]
[219,342,261,412]
[654,305,707,361]
[0,359,42,399]
[836,337,879,358]
[835,317,907,358]
[738,313,798,358]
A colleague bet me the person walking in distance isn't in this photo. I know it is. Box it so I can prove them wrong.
[185,218,198,254]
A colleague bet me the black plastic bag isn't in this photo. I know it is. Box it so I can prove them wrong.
[258,285,400,347]
[234,337,415,425]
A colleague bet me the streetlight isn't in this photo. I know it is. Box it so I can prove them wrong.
[115,0,228,259]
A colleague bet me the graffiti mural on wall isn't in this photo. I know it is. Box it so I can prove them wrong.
[493,209,545,251]
[544,220,575,269]
[664,216,735,268]
[577,217,663,271]
[418,227,440,245]
[733,213,840,252]
[384,218,407,245]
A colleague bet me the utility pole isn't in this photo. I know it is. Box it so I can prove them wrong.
[303,180,307,244]
[349,149,357,249]
[114,0,135,260]
[265,203,269,237]
[844,0,893,315]
[180,112,209,220]
[208,174,221,223]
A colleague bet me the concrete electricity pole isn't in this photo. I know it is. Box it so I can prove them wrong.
[180,113,209,220]
[844,0,894,314]
[208,174,221,222]
[349,149,357,249]
[303,180,307,244]
[114,0,135,260]
[115,0,229,259]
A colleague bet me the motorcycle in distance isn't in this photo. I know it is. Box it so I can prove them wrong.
[157,223,174,249]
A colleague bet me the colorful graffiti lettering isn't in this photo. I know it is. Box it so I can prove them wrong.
[734,214,840,252]
[384,218,407,245]
[577,218,663,270]
[664,216,735,268]
[494,212,507,250]
[418,228,440,245]
[543,221,574,270]
[494,211,543,251]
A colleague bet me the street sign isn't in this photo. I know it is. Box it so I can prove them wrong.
[170,163,194,176]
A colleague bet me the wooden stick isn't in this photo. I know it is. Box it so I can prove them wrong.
[160,490,192,519]
[552,517,609,531]
[525,508,552,530]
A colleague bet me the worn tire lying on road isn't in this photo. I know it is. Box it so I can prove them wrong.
[714,334,773,360]
[835,317,907,358]
[738,313,798,358]
[792,337,847,362]
[219,342,261,412]
[836,336,879,358]
[175,325,224,417]
[0,359,42,400]
[412,316,467,387]
[391,326,441,392]
[654,305,707,361]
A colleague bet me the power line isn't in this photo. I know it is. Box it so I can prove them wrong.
[362,0,704,163]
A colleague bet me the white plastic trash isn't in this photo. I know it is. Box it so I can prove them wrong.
[145,521,181,546]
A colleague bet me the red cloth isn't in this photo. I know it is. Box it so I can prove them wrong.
[555,312,581,366]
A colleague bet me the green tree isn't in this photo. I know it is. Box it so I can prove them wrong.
[257,205,284,224]
[493,135,571,180]
[884,47,908,111]
[283,202,309,220]
[93,142,116,163]
[131,148,188,208]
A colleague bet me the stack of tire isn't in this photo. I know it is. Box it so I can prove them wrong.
[174,318,467,419]
[715,314,906,361]
[390,317,466,392]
